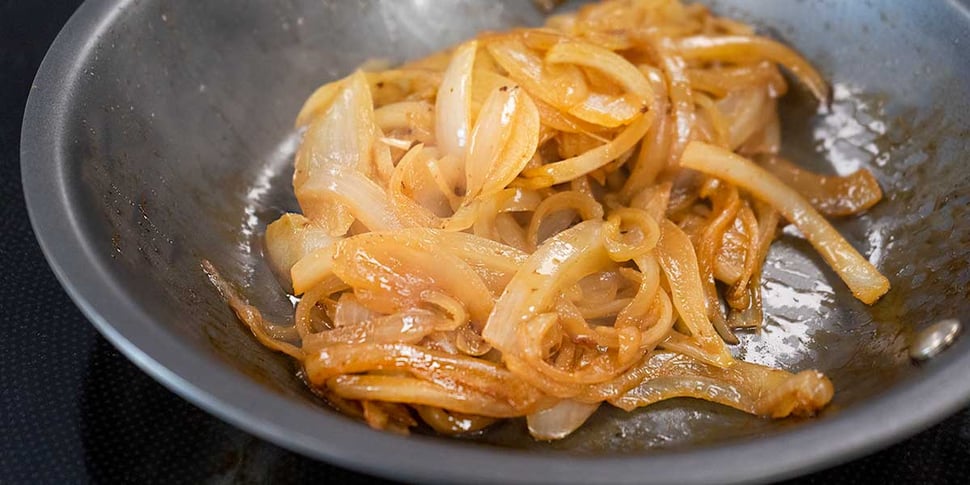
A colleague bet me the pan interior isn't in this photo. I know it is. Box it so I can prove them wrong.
[50,0,970,455]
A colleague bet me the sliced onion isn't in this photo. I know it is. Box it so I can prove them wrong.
[644,34,695,171]
[716,86,772,150]
[212,3,874,441]
[436,40,477,159]
[485,38,595,118]
[549,41,652,100]
[302,309,439,347]
[414,406,497,435]
[603,207,661,262]
[297,169,403,233]
[368,69,442,107]
[621,66,671,199]
[389,144,453,225]
[714,213,749,286]
[295,78,344,127]
[518,111,653,188]
[356,227,528,294]
[680,141,890,304]
[294,71,384,233]
[305,342,542,411]
[674,35,829,104]
[290,245,336,296]
[465,86,540,200]
[374,100,435,145]
[526,191,604,249]
[527,399,600,440]
[544,41,652,126]
[656,219,734,367]
[202,261,303,360]
[759,155,883,217]
[484,220,611,354]
[331,234,493,323]
[609,351,833,418]
[328,374,524,418]
[333,292,381,327]
[687,62,787,98]
[264,213,336,291]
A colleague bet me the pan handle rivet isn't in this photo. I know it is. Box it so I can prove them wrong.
[910,319,962,362]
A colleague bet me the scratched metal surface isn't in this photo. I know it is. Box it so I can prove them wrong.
[22,0,970,479]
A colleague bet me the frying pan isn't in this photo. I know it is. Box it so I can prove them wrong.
[20,0,970,483]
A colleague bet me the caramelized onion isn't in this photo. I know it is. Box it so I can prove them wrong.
[759,155,883,217]
[527,400,601,440]
[680,141,890,304]
[209,0,894,440]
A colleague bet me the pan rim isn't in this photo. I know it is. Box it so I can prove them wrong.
[20,0,970,483]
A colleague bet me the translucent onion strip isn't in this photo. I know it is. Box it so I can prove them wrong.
[544,40,654,126]
[436,40,477,159]
[680,141,890,304]
[264,213,336,291]
[656,220,734,367]
[674,35,829,104]
[464,86,540,200]
[759,155,883,217]
[296,169,403,234]
[328,375,524,417]
[527,399,601,440]
[485,37,592,121]
[294,71,386,233]
[518,111,653,188]
[302,309,439,348]
[414,406,498,435]
[610,351,834,418]
[203,261,303,360]
[331,232,496,323]
[484,220,611,354]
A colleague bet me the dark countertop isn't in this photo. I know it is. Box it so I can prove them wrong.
[2,1,968,483]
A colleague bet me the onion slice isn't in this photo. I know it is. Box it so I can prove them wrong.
[295,70,387,233]
[465,86,540,200]
[483,220,611,354]
[518,111,653,188]
[657,220,735,367]
[527,399,600,440]
[674,35,829,104]
[680,141,890,304]
[436,40,477,159]
[264,213,336,291]
[759,155,883,217]
[610,351,834,418]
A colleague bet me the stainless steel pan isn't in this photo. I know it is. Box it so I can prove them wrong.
[21,0,970,482]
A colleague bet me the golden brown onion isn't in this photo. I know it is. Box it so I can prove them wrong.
[209,0,893,440]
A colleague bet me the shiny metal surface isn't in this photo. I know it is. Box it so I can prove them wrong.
[21,0,970,483]
[910,319,963,362]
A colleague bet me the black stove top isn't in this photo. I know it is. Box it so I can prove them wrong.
[2,2,968,483]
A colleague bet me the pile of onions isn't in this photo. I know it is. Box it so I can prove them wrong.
[208,0,889,440]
